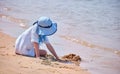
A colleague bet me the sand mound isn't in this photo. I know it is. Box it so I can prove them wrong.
[62,54,81,65]
[62,54,81,61]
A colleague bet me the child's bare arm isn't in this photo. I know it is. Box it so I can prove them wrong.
[46,43,59,60]
[33,42,40,58]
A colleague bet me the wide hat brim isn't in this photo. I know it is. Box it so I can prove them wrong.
[38,22,57,36]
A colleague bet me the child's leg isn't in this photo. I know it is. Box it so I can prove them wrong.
[39,49,47,57]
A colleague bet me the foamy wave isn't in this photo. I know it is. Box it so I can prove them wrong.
[0,13,28,28]
[19,23,27,28]
[2,7,11,11]
[0,14,25,23]
[60,35,120,55]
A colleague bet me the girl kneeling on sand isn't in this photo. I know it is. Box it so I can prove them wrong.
[15,16,61,61]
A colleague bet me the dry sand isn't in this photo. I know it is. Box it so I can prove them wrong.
[0,32,90,74]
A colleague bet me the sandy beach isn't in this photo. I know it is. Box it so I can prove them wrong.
[0,32,90,74]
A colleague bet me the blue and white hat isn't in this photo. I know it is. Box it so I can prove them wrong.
[35,17,57,36]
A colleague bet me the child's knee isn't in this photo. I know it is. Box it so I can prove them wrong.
[40,50,47,56]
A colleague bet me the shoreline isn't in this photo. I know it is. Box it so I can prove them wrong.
[0,31,90,74]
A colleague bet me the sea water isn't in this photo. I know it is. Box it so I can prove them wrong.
[0,0,120,74]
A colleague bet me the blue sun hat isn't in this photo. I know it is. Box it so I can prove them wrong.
[34,17,57,36]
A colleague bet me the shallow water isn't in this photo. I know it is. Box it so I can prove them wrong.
[0,0,120,74]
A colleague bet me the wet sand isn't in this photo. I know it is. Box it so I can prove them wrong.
[0,32,90,74]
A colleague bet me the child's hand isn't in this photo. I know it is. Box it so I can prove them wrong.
[56,58,68,63]
[36,56,40,59]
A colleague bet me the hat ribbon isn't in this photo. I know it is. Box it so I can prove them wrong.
[33,21,52,28]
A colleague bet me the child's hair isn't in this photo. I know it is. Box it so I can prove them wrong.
[33,21,38,25]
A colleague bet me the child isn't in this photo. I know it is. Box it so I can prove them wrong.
[15,16,61,61]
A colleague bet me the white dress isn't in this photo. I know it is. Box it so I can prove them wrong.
[15,25,49,57]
